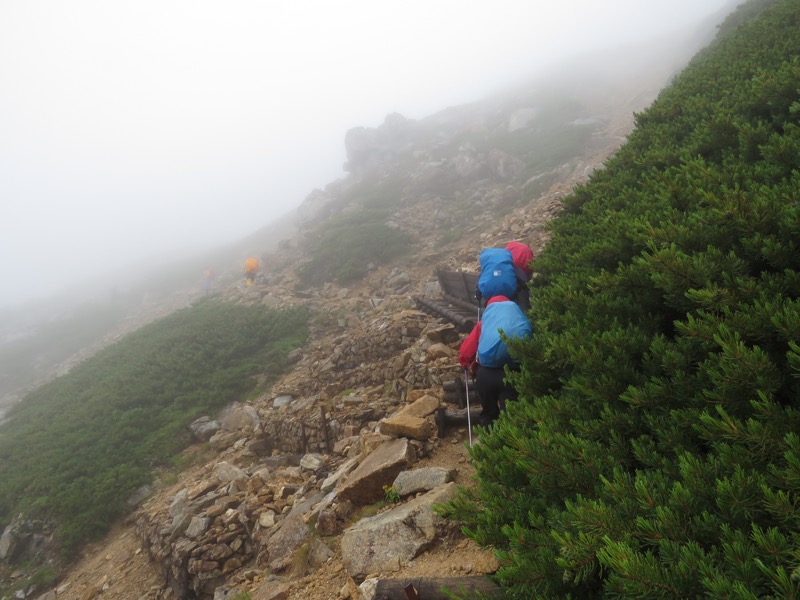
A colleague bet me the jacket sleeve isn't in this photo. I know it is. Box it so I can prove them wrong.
[458,322,481,368]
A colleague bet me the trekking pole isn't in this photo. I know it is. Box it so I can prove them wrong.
[464,368,473,447]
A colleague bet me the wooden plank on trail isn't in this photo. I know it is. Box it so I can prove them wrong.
[436,270,478,306]
[414,270,481,331]
[374,576,501,600]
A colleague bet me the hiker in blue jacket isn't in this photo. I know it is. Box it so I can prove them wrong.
[458,295,532,427]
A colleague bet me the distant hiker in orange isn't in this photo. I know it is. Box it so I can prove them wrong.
[244,257,259,287]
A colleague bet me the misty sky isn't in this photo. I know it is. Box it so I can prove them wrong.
[0,1,733,308]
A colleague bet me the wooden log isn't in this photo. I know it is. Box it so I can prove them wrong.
[414,297,476,332]
[442,292,480,314]
[319,405,331,453]
[443,389,477,409]
[442,389,460,407]
[441,378,463,393]
[416,296,475,328]
[436,406,482,437]
[443,376,479,408]
[374,576,501,600]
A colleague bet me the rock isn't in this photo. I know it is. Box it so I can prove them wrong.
[261,455,301,469]
[219,403,261,431]
[379,414,433,440]
[245,433,273,456]
[187,559,219,574]
[359,432,393,456]
[0,525,18,561]
[336,438,416,505]
[333,435,359,455]
[253,581,290,600]
[272,395,293,409]
[321,457,359,493]
[308,537,334,568]
[209,430,239,450]
[387,270,410,288]
[187,480,218,500]
[341,394,365,406]
[421,281,441,299]
[79,586,98,600]
[398,395,440,418]
[204,544,234,562]
[185,516,210,539]
[341,483,457,578]
[425,342,454,359]
[125,484,153,508]
[422,323,459,345]
[300,453,325,473]
[339,577,359,599]
[257,509,275,528]
[359,578,379,600]
[393,467,457,497]
[265,513,311,572]
[246,475,265,496]
[315,509,339,536]
[167,490,195,533]
[213,462,248,484]
[277,485,298,500]
[189,416,221,442]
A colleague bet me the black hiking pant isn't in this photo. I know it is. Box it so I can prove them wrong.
[476,365,518,427]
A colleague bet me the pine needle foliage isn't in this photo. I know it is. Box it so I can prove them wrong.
[0,302,308,556]
[440,1,800,597]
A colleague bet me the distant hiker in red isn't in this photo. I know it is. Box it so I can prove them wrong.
[202,267,216,294]
[458,295,532,427]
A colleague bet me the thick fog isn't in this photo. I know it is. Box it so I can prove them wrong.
[0,0,733,309]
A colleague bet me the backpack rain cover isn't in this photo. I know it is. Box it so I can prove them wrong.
[477,248,517,300]
[477,300,532,368]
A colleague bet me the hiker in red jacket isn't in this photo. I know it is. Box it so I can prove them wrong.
[458,295,532,427]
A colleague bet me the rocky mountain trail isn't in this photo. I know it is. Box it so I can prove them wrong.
[8,46,696,599]
[46,167,598,600]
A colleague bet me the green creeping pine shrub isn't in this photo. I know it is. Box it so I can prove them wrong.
[439,1,800,598]
[0,302,308,558]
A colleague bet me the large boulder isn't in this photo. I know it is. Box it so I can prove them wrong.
[0,525,18,561]
[393,467,457,497]
[336,438,415,505]
[341,483,457,579]
[265,512,312,573]
[379,414,433,440]
[189,416,221,442]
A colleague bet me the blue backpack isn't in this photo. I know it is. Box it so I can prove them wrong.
[476,248,517,301]
[477,300,532,368]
